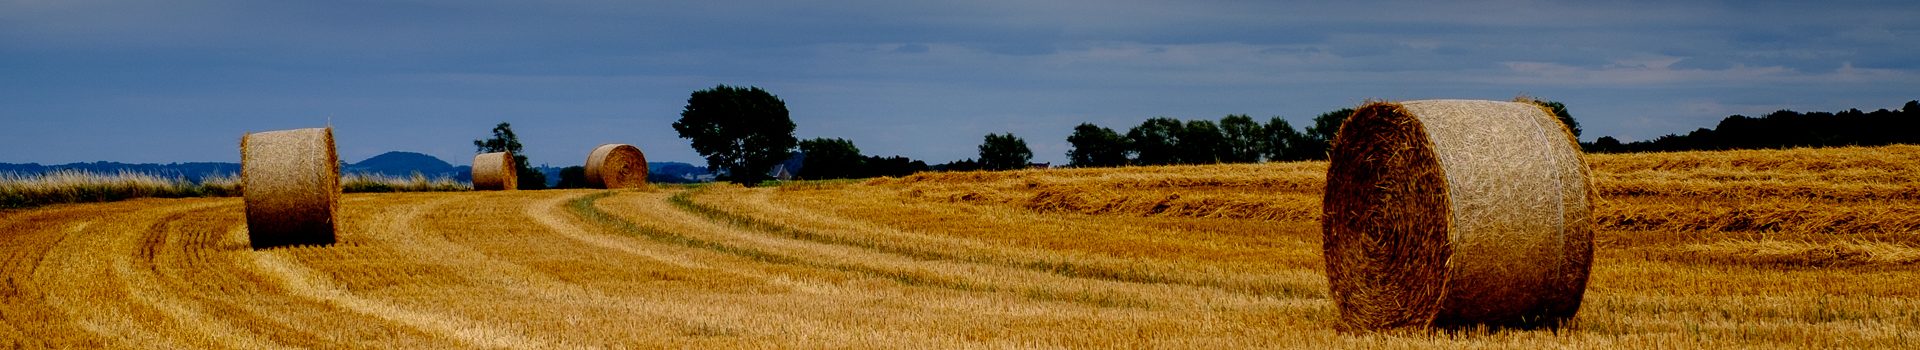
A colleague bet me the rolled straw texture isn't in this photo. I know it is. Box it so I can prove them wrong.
[585,144,649,189]
[1321,99,1594,331]
[241,127,340,249]
[472,152,517,191]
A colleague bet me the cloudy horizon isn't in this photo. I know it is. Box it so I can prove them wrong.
[3,0,1916,167]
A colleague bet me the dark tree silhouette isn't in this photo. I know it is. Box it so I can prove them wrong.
[798,138,863,180]
[1066,123,1129,167]
[1298,108,1353,160]
[554,166,588,189]
[1218,114,1264,163]
[1263,117,1311,162]
[977,133,1033,171]
[1127,117,1184,165]
[672,85,798,185]
[1178,119,1224,164]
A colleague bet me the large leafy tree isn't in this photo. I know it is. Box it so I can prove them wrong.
[473,122,546,189]
[798,137,863,180]
[1178,119,1224,164]
[1218,114,1264,163]
[1065,123,1128,167]
[977,133,1032,170]
[1126,117,1183,165]
[672,85,798,185]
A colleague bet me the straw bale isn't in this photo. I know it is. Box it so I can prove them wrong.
[585,144,648,189]
[1322,99,1594,331]
[472,151,517,191]
[241,127,340,249]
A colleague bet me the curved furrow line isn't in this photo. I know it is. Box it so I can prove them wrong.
[135,199,430,348]
[421,190,977,347]
[583,190,1300,310]
[0,202,136,348]
[33,200,232,348]
[672,187,1325,299]
[250,193,559,349]
[574,190,1311,347]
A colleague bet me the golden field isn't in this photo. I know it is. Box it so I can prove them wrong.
[2,145,1917,348]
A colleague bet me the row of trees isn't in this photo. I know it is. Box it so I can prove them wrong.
[1065,99,1579,168]
[1586,100,1920,153]
[1064,109,1353,167]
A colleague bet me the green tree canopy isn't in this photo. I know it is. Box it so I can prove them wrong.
[1126,117,1183,166]
[1263,117,1311,162]
[1218,114,1264,163]
[1065,123,1128,167]
[472,122,546,189]
[1178,119,1224,164]
[977,133,1033,171]
[672,85,798,185]
[798,137,863,180]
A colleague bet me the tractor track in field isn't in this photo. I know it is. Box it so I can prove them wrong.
[9,190,1270,347]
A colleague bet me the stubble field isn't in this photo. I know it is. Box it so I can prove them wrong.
[2,145,1917,348]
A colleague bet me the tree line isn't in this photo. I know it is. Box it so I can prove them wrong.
[1585,100,1920,153]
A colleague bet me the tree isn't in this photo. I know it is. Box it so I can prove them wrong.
[1263,117,1310,162]
[1179,119,1224,164]
[859,155,929,178]
[672,85,798,186]
[1591,136,1623,153]
[1904,100,1918,113]
[554,166,588,189]
[1524,98,1582,138]
[472,122,546,190]
[1218,114,1264,163]
[977,133,1032,170]
[1126,117,1183,165]
[1065,123,1129,167]
[798,137,863,180]
[1301,108,1353,160]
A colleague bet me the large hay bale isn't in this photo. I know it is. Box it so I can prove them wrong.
[584,144,648,189]
[1321,99,1594,331]
[472,151,517,191]
[241,127,340,249]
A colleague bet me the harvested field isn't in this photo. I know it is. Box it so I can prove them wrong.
[0,145,1915,348]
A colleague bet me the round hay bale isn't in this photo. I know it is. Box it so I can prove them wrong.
[584,144,648,189]
[472,151,517,191]
[1321,99,1594,331]
[241,127,340,249]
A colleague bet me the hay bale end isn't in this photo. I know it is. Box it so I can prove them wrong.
[241,127,341,249]
[585,144,648,189]
[1321,99,1594,331]
[472,151,517,191]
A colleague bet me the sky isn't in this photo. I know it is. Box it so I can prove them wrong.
[3,0,1917,167]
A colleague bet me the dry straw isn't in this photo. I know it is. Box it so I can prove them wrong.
[472,151,517,190]
[241,127,341,249]
[1321,99,1594,331]
[585,144,648,189]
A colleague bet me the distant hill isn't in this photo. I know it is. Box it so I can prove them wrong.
[5,152,711,185]
[344,151,464,181]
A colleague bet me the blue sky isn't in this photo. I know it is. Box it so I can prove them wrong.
[3,0,1916,166]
